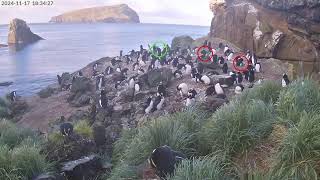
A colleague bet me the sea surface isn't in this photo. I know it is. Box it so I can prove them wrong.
[0,23,209,96]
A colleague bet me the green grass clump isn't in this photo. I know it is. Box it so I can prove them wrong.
[269,113,320,180]
[74,120,93,138]
[169,156,234,180]
[276,79,320,124]
[237,81,282,104]
[47,131,64,146]
[0,119,52,180]
[109,108,207,179]
[0,97,10,118]
[201,99,275,159]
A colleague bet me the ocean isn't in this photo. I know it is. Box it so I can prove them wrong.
[0,23,209,96]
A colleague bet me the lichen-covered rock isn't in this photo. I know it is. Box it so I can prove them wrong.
[143,68,173,87]
[171,35,195,51]
[8,18,43,44]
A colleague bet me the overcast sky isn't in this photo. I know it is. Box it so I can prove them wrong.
[0,0,213,26]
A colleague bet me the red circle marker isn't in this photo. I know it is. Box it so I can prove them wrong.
[232,53,250,72]
[196,45,214,63]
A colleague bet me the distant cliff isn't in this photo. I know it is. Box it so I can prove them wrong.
[49,4,140,23]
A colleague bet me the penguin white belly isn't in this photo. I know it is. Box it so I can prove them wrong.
[255,64,261,73]
[224,47,229,53]
[98,79,103,90]
[215,84,224,95]
[201,76,211,85]
[116,68,121,73]
[145,101,154,114]
[129,79,135,89]
[135,84,140,92]
[99,99,103,108]
[235,86,243,94]
[227,53,233,61]
[157,98,165,110]
[282,79,287,87]
[185,66,192,75]
[186,98,195,107]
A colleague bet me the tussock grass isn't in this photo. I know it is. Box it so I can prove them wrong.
[0,97,10,118]
[169,156,234,180]
[109,107,207,179]
[276,79,320,124]
[269,113,320,180]
[74,120,93,138]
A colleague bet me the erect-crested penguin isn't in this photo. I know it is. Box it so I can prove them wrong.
[236,72,243,84]
[153,94,165,111]
[144,96,154,114]
[248,69,255,83]
[157,82,166,96]
[205,86,216,96]
[177,83,188,97]
[235,84,244,94]
[222,63,228,74]
[105,66,114,75]
[174,70,183,79]
[57,75,62,85]
[188,89,197,99]
[133,62,139,71]
[282,73,290,87]
[60,122,73,136]
[9,91,17,102]
[227,51,234,61]
[116,66,121,73]
[121,68,129,76]
[128,77,136,89]
[215,83,224,95]
[96,75,105,90]
[186,93,196,107]
[255,62,261,73]
[99,90,108,109]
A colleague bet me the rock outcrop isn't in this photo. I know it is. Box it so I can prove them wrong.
[49,4,140,23]
[7,18,43,44]
[171,35,195,51]
[209,0,320,64]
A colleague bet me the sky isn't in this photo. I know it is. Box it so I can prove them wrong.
[0,0,213,26]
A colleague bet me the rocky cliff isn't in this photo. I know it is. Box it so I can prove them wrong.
[209,0,320,64]
[49,4,140,23]
[7,18,43,44]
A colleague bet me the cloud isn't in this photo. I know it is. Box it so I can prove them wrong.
[0,0,213,26]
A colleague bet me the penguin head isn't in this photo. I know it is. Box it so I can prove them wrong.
[176,85,181,91]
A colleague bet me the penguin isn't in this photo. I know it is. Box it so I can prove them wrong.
[138,67,145,75]
[188,89,197,98]
[200,75,211,85]
[251,53,257,66]
[184,64,192,75]
[235,84,244,94]
[121,68,129,76]
[219,56,225,65]
[60,122,73,136]
[115,81,122,90]
[148,63,155,71]
[246,50,251,60]
[105,66,114,75]
[282,73,290,87]
[224,45,229,54]
[149,145,186,179]
[157,82,166,96]
[9,91,17,102]
[153,94,165,111]
[116,66,121,73]
[215,83,224,95]
[227,51,234,61]
[120,50,123,57]
[177,83,188,97]
[140,45,144,53]
[99,90,108,109]
[195,73,202,83]
[128,77,135,89]
[155,60,162,69]
[133,62,139,71]
[174,70,183,79]
[248,69,255,83]
[222,63,228,74]
[236,72,243,84]
[126,55,132,65]
[205,86,216,96]
[144,96,154,114]
[255,62,261,73]
[96,75,105,91]
[57,75,62,85]
[93,63,98,71]
[134,82,141,92]
[78,71,83,77]
[186,94,196,107]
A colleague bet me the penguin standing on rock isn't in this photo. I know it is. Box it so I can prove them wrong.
[255,62,261,73]
[60,122,73,136]
[215,83,224,95]
[177,83,188,97]
[174,70,183,79]
[153,94,165,111]
[236,72,243,84]
[186,89,197,107]
[105,66,114,75]
[157,82,166,96]
[99,90,108,109]
[57,75,62,85]
[282,73,290,87]
[9,91,17,102]
[96,75,105,91]
[144,96,154,114]
[235,84,244,94]
[149,145,186,179]
[222,63,228,74]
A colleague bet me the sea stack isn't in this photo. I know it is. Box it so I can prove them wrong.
[49,4,140,23]
[7,18,43,45]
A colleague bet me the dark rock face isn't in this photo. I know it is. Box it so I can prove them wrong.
[70,77,92,93]
[8,18,43,44]
[171,35,195,51]
[142,68,173,87]
[93,124,106,146]
[209,0,320,63]
[61,155,103,180]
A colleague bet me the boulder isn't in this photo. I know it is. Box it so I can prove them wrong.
[8,18,43,44]
[142,68,172,87]
[60,73,72,87]
[209,1,320,63]
[38,86,57,98]
[71,77,92,93]
[61,155,103,180]
[200,96,228,113]
[171,35,194,51]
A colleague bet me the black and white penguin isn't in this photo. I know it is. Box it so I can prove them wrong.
[222,63,228,74]
[134,81,141,93]
[144,96,154,114]
[186,89,197,107]
[57,75,62,85]
[255,62,261,73]
[172,58,179,67]
[60,122,73,136]
[184,64,192,75]
[138,67,145,75]
[177,83,188,97]
[224,45,229,55]
[248,69,255,83]
[219,56,225,65]
[105,66,114,75]
[215,83,224,95]
[116,66,121,73]
[157,82,166,96]
[121,68,129,76]
[148,63,155,71]
[236,72,243,84]
[128,77,136,89]
[282,73,290,87]
[120,50,123,57]
[96,75,105,91]
[9,91,17,102]
[200,75,211,85]
[205,86,216,96]
[78,71,83,77]
[93,63,98,72]
[227,51,234,61]
[153,94,165,111]
[115,81,122,90]
[174,70,183,79]
[235,84,244,94]
[99,90,108,109]
[251,53,257,66]
[149,145,186,179]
